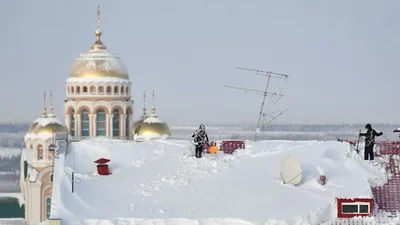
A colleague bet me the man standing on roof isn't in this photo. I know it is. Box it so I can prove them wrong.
[192,124,209,158]
[359,123,383,160]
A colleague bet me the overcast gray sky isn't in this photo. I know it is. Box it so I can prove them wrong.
[1,0,399,125]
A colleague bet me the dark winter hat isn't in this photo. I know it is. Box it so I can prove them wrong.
[365,124,372,129]
[199,124,205,130]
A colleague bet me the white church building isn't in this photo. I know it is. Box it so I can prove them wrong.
[19,6,170,225]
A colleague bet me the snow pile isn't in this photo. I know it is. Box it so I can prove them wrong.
[50,140,387,225]
[346,142,391,187]
[134,134,169,142]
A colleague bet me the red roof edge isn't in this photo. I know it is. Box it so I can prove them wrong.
[94,158,110,164]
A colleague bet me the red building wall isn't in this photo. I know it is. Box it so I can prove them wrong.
[220,141,245,154]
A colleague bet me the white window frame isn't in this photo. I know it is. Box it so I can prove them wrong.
[341,202,370,214]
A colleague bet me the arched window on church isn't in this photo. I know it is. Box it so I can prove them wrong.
[37,145,43,160]
[96,109,106,136]
[70,109,75,136]
[46,197,51,219]
[81,109,90,137]
[112,109,120,137]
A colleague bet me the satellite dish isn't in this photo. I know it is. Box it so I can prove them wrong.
[280,154,303,185]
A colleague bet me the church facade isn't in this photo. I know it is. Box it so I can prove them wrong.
[20,7,135,225]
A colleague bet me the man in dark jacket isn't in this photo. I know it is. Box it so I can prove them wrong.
[359,123,383,160]
[192,124,209,158]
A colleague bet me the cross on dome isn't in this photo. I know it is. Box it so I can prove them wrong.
[41,91,47,118]
[143,91,147,118]
[91,5,106,50]
[151,89,156,115]
[47,91,56,118]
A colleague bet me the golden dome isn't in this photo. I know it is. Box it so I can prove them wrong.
[134,89,170,139]
[68,6,129,80]
[33,122,68,135]
[132,118,146,135]
[69,50,129,79]
[135,117,171,137]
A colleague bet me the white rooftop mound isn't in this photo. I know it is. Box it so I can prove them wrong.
[50,139,387,225]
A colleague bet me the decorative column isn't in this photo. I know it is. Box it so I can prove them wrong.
[120,114,127,138]
[109,114,114,138]
[91,114,97,137]
[30,181,42,225]
[75,114,81,138]
[64,115,70,132]
[105,114,111,137]
[44,144,48,162]
[128,113,133,139]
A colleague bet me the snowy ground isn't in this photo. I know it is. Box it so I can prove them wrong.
[50,139,388,225]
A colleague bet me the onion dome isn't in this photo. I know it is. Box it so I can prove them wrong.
[68,6,129,80]
[134,90,170,141]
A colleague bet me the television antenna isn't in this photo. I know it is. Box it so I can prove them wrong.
[225,67,288,141]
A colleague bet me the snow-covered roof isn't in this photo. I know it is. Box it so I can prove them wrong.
[50,139,386,224]
[143,115,164,124]
[33,117,64,127]
[133,133,169,142]
[24,133,55,141]
[66,77,131,84]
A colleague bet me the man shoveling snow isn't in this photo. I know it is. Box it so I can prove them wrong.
[192,124,209,158]
[359,123,383,160]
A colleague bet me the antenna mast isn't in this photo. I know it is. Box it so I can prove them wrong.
[225,67,289,141]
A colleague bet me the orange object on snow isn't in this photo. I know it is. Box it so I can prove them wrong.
[208,145,219,154]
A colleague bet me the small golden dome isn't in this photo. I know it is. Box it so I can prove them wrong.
[33,123,68,135]
[134,89,170,140]
[132,118,146,135]
[27,122,39,134]
[135,117,171,137]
